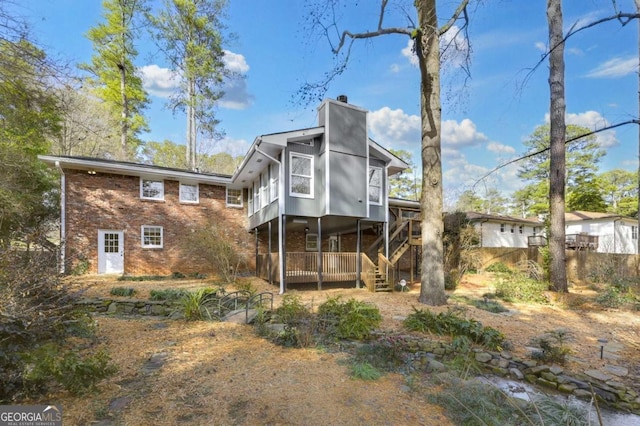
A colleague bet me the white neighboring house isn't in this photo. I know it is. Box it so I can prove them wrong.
[565,211,639,254]
[465,212,543,248]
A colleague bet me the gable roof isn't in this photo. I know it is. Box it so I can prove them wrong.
[565,211,636,222]
[38,155,232,185]
[465,211,541,225]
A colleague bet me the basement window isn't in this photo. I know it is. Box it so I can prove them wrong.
[141,226,163,249]
[180,183,199,203]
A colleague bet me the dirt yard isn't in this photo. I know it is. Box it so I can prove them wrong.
[48,273,639,425]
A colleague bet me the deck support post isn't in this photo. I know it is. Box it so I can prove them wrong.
[267,221,272,285]
[280,214,286,294]
[317,217,323,291]
[356,219,361,288]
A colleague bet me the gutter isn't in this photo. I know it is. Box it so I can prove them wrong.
[55,161,66,274]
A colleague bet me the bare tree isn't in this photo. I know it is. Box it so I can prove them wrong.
[304,0,470,305]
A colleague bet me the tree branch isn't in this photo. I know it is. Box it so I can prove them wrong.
[473,119,640,189]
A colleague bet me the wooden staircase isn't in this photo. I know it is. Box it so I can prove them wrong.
[373,266,392,292]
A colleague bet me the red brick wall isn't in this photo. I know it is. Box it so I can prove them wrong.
[64,170,251,276]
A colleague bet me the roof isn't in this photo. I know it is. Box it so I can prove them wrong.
[465,211,541,225]
[565,211,636,222]
[38,155,232,185]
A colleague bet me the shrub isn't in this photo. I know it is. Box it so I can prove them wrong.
[317,297,382,340]
[493,272,549,304]
[443,213,481,290]
[350,362,382,380]
[485,262,512,274]
[274,294,310,325]
[180,288,221,321]
[353,335,408,371]
[529,329,573,364]
[404,307,506,351]
[110,287,136,297]
[149,289,189,301]
[23,344,117,395]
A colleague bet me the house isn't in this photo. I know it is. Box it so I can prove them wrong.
[465,212,543,248]
[40,96,417,292]
[565,211,638,254]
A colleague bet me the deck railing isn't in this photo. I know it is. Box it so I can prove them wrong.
[257,252,374,286]
[361,254,377,292]
[378,253,397,290]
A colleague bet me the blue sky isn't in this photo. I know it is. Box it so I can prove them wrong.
[18,0,640,204]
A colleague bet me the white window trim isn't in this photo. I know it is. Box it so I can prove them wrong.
[500,223,505,233]
[226,187,243,208]
[179,182,199,203]
[368,166,383,205]
[140,178,164,200]
[270,163,279,202]
[260,172,269,208]
[247,187,254,216]
[253,181,261,211]
[306,233,318,251]
[289,152,314,199]
[141,225,163,249]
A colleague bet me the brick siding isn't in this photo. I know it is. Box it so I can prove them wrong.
[64,170,252,276]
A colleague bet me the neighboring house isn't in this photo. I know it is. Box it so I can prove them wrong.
[565,211,639,254]
[40,96,413,292]
[465,212,543,248]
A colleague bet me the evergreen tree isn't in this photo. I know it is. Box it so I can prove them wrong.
[388,149,421,200]
[150,0,229,170]
[599,169,638,216]
[83,0,149,160]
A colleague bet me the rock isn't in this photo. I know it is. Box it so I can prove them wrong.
[549,365,563,375]
[584,369,613,382]
[573,389,593,399]
[426,359,446,373]
[603,365,628,377]
[509,368,524,380]
[558,383,577,394]
[498,358,510,369]
[475,352,492,363]
[536,377,558,390]
[500,351,513,360]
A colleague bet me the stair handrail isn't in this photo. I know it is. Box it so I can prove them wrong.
[244,292,274,324]
[365,219,411,261]
[377,253,397,291]
[218,290,253,316]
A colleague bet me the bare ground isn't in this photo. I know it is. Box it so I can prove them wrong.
[44,273,640,425]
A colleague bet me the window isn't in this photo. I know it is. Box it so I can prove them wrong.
[368,166,383,205]
[500,223,505,233]
[253,181,261,211]
[248,187,254,215]
[510,225,515,233]
[306,233,318,251]
[633,226,638,240]
[179,183,199,203]
[270,163,279,202]
[290,153,313,198]
[226,188,243,207]
[519,225,524,234]
[141,226,163,248]
[533,227,539,236]
[260,172,269,207]
[140,178,164,200]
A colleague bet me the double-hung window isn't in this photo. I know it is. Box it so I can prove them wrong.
[633,226,638,240]
[141,226,163,248]
[179,183,199,203]
[270,163,279,202]
[140,178,164,200]
[500,223,505,233]
[368,166,383,205]
[306,234,318,251]
[290,153,313,198]
[253,181,261,210]
[226,188,243,208]
[248,188,254,215]
[260,172,269,207]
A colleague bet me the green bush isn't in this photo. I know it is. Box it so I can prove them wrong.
[485,262,512,273]
[23,344,117,395]
[529,329,573,364]
[317,297,381,340]
[493,273,549,304]
[149,288,189,301]
[404,307,506,351]
[180,288,221,321]
[110,287,136,297]
[350,362,382,380]
[274,294,310,325]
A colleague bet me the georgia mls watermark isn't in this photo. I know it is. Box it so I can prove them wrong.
[0,405,62,426]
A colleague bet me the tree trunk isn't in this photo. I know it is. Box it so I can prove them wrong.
[547,0,568,292]
[416,0,447,305]
[119,8,128,161]
[636,0,640,255]
[186,78,196,170]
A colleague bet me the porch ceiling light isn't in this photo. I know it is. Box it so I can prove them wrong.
[292,218,308,224]
[87,170,96,175]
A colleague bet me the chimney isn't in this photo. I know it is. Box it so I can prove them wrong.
[336,94,348,103]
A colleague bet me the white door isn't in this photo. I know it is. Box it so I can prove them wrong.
[98,230,124,274]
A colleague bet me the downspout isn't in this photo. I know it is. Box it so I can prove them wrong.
[255,146,285,294]
[55,161,66,274]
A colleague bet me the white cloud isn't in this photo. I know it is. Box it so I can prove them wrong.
[220,50,253,110]
[140,64,180,98]
[586,56,637,78]
[401,39,418,67]
[543,111,618,148]
[208,136,250,158]
[389,63,401,73]
[442,118,488,148]
[534,41,546,53]
[223,50,250,74]
[368,106,421,147]
[487,142,516,154]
